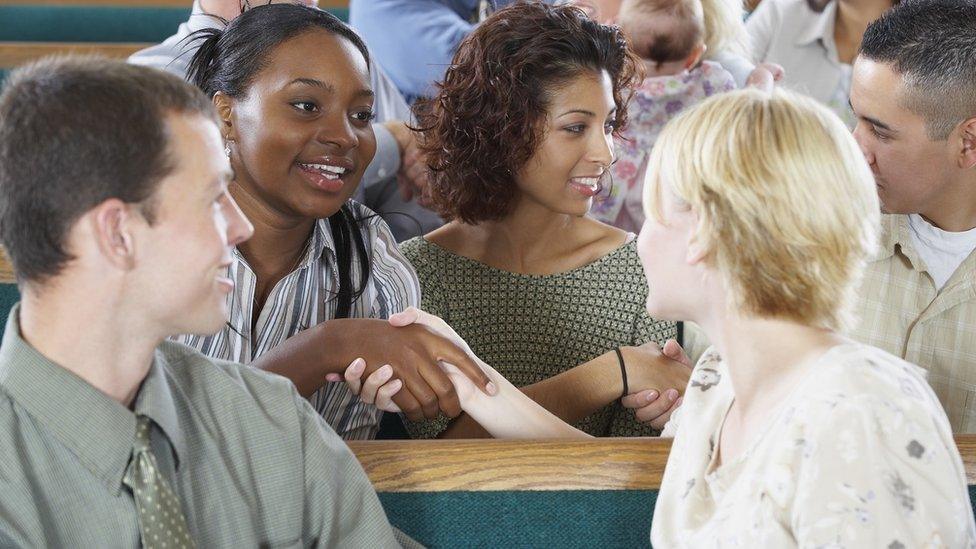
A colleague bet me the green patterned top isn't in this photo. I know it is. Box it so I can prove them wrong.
[399,237,677,438]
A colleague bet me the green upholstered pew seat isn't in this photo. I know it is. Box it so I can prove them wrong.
[0,5,349,43]
[0,284,17,341]
[349,437,976,549]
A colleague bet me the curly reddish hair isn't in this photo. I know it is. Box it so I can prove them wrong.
[414,2,643,224]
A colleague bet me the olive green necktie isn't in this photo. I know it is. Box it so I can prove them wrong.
[122,415,196,549]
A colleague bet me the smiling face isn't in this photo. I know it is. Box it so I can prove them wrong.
[220,29,376,222]
[849,58,957,220]
[135,113,254,335]
[514,70,617,217]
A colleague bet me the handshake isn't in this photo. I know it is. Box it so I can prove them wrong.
[326,308,693,436]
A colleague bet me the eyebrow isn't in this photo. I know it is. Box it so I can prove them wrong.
[286,78,374,99]
[849,100,895,133]
[556,108,617,118]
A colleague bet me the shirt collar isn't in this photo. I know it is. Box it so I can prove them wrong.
[133,351,188,473]
[794,1,838,49]
[875,213,927,271]
[0,306,186,495]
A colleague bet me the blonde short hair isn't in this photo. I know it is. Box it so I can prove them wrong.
[643,89,879,331]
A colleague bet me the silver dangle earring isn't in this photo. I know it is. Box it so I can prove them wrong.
[224,140,232,158]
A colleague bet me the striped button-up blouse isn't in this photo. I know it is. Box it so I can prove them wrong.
[176,202,421,440]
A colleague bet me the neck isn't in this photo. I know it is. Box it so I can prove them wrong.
[920,181,976,232]
[697,309,842,416]
[231,183,316,277]
[198,0,240,21]
[475,197,580,271]
[18,279,161,407]
[836,0,892,32]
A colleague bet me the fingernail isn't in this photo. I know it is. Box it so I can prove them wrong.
[645,390,659,404]
[666,389,679,400]
[352,358,365,371]
[486,381,498,395]
[390,379,402,389]
[380,364,393,376]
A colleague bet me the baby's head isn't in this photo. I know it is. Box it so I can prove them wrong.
[618,0,705,76]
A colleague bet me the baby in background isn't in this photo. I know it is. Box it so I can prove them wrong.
[590,0,735,232]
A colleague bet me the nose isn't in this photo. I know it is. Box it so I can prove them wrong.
[588,123,615,171]
[224,191,254,246]
[316,111,358,152]
[851,121,876,166]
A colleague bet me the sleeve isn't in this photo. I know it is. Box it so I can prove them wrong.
[790,396,976,548]
[350,0,474,99]
[709,50,754,88]
[369,58,414,123]
[294,391,403,548]
[744,0,778,63]
[396,240,454,439]
[361,124,402,191]
[366,214,422,319]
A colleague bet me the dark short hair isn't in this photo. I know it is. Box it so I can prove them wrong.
[415,2,642,224]
[859,0,976,139]
[0,55,215,285]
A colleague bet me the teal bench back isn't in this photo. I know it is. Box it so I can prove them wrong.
[381,490,657,548]
[380,486,976,548]
[0,284,17,342]
[0,6,349,42]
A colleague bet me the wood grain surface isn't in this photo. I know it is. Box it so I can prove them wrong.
[0,41,147,67]
[349,437,671,492]
[350,435,976,492]
[0,248,12,284]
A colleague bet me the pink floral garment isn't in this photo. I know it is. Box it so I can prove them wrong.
[590,61,736,232]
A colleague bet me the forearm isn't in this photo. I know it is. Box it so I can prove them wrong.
[250,319,356,397]
[458,357,589,439]
[438,353,624,439]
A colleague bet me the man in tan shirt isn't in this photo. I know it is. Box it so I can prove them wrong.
[848,0,976,432]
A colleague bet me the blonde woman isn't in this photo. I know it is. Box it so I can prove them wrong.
[352,89,975,546]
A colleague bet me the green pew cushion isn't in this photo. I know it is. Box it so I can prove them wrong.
[0,6,349,43]
[381,486,976,548]
[0,284,18,342]
[379,490,657,549]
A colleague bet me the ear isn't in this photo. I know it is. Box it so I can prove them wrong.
[213,91,237,141]
[959,116,976,170]
[684,211,708,266]
[683,43,707,71]
[88,198,140,272]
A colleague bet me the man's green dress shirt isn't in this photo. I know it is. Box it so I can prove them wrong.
[0,306,402,548]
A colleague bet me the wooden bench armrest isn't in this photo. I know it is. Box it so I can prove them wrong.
[350,435,976,492]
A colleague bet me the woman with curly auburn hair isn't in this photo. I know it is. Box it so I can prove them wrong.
[396,2,691,439]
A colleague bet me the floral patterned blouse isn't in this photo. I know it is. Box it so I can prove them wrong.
[589,61,735,233]
[652,343,976,548]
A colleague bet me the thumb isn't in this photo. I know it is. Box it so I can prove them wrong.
[663,339,692,367]
[388,307,421,327]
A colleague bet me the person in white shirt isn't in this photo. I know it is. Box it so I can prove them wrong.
[746,0,895,127]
